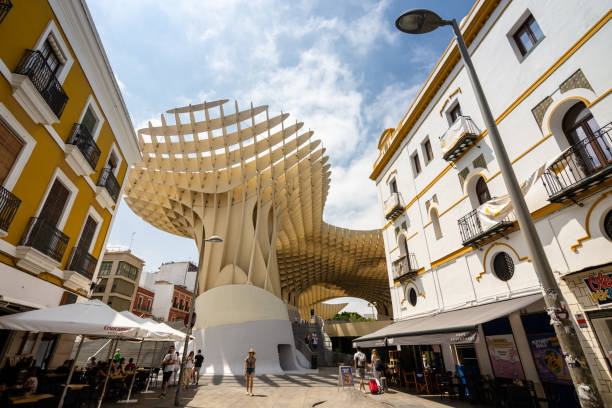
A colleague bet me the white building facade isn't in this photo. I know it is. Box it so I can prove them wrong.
[362,0,612,405]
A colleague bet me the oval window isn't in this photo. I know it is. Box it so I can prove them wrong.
[604,210,612,241]
[493,252,514,281]
[408,288,417,306]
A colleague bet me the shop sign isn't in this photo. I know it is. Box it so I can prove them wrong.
[485,334,525,380]
[528,335,572,385]
[574,313,588,328]
[584,272,612,305]
[338,366,354,388]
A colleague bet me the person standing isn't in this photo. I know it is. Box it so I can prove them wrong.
[172,351,180,386]
[244,349,256,396]
[193,350,204,385]
[183,351,194,389]
[312,334,318,350]
[159,345,176,398]
[371,349,382,382]
[113,348,121,362]
[353,346,367,393]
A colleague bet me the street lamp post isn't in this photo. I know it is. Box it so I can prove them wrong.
[395,9,603,407]
[174,235,223,406]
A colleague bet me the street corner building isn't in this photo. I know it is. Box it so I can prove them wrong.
[357,0,612,406]
[123,100,391,374]
[0,2,140,367]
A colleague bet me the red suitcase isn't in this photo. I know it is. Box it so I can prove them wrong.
[369,379,379,394]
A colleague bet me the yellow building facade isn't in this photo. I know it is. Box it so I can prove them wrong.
[0,1,139,368]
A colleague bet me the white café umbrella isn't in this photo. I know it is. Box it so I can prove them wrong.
[0,299,151,408]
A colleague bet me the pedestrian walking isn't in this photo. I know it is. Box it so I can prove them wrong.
[159,345,176,398]
[172,351,180,386]
[244,348,256,396]
[193,349,204,385]
[183,351,194,389]
[312,333,318,350]
[371,349,382,381]
[304,332,310,346]
[353,346,367,392]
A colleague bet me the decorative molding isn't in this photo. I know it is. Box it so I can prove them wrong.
[15,246,62,276]
[472,153,487,170]
[560,69,594,94]
[95,186,115,210]
[10,74,59,125]
[475,242,531,282]
[571,191,611,252]
[62,270,91,293]
[65,145,96,177]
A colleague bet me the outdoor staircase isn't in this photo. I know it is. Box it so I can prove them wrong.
[291,317,352,367]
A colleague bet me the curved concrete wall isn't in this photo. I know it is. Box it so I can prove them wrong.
[193,284,304,374]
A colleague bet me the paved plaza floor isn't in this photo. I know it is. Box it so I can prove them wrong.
[103,368,484,408]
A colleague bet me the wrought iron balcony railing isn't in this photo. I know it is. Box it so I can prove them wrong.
[541,122,612,203]
[458,209,514,247]
[19,217,69,263]
[67,123,101,171]
[383,192,402,220]
[0,0,12,24]
[392,253,418,281]
[67,246,98,280]
[440,116,479,162]
[14,50,68,119]
[97,167,120,202]
[0,185,21,233]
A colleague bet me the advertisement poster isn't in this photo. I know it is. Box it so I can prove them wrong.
[528,334,572,384]
[486,334,526,379]
[338,366,354,388]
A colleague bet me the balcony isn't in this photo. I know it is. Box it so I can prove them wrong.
[383,192,402,220]
[95,167,120,209]
[65,123,101,176]
[392,253,419,281]
[0,0,12,24]
[458,209,514,247]
[0,185,21,237]
[440,116,479,162]
[64,246,98,293]
[541,123,612,203]
[16,217,69,275]
[12,50,68,124]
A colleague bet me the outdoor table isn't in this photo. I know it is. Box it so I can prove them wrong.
[61,384,89,390]
[9,393,54,405]
[45,373,66,378]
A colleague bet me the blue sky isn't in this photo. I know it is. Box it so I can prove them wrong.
[89,0,475,315]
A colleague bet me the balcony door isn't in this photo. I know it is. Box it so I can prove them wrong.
[39,179,69,227]
[562,102,611,173]
[476,177,491,205]
[77,216,97,251]
[0,119,24,185]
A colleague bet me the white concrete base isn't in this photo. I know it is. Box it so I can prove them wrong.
[193,284,309,375]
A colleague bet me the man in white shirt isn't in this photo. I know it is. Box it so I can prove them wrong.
[353,346,367,392]
[159,345,176,398]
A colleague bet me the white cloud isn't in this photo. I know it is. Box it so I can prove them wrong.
[114,73,129,96]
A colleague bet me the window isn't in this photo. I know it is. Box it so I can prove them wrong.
[117,261,139,280]
[493,252,514,281]
[173,297,178,308]
[179,299,184,310]
[76,216,97,251]
[422,138,434,164]
[449,104,463,123]
[112,279,135,297]
[137,296,143,310]
[108,296,131,312]
[99,261,112,276]
[389,178,398,194]
[81,106,98,136]
[0,119,24,185]
[146,299,151,311]
[40,39,62,75]
[513,15,543,57]
[408,287,417,306]
[39,179,70,227]
[430,208,442,240]
[476,177,491,205]
[95,278,107,292]
[411,153,421,175]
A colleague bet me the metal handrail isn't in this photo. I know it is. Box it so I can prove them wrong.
[0,0,12,24]
[14,49,68,118]
[458,209,513,244]
[439,115,478,143]
[67,123,101,171]
[392,253,418,279]
[19,217,69,263]
[97,167,120,202]
[67,246,98,279]
[542,122,612,199]
[383,192,401,216]
[0,185,21,232]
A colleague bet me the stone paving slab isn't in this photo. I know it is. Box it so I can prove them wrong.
[102,369,484,408]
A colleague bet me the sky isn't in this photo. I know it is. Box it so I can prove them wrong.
[89,0,475,315]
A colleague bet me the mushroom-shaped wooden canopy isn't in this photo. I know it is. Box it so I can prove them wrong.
[124,100,390,314]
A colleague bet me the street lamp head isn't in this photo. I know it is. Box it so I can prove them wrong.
[395,9,448,34]
[205,235,223,243]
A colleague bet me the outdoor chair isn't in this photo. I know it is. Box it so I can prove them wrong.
[414,371,431,394]
[402,371,416,392]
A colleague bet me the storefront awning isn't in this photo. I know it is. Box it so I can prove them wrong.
[354,294,542,347]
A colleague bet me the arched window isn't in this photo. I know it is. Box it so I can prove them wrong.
[430,208,442,240]
[562,102,609,172]
[475,177,491,205]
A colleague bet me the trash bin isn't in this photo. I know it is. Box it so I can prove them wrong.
[311,354,318,369]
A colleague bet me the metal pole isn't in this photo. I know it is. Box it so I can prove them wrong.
[142,341,159,393]
[57,335,84,408]
[118,340,144,403]
[448,18,603,407]
[174,231,205,406]
[97,338,118,408]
